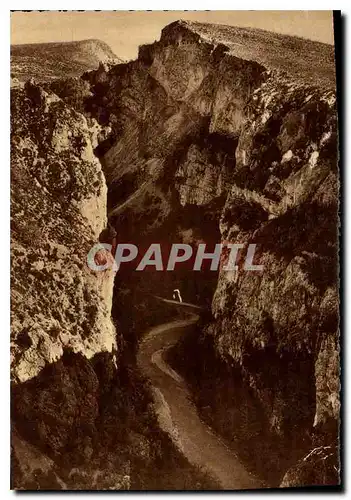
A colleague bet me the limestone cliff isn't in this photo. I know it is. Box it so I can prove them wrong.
[82,20,339,486]
[11,39,123,83]
[11,81,116,383]
[11,79,219,491]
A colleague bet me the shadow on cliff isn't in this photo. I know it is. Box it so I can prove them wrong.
[11,348,217,490]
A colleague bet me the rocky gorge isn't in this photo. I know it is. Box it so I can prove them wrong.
[11,19,340,489]
[10,80,216,491]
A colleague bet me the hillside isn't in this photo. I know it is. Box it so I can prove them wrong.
[11,39,123,83]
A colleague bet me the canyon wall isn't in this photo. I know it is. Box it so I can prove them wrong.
[10,81,120,488]
[84,21,339,486]
[11,82,117,384]
[11,19,339,489]
[11,80,215,490]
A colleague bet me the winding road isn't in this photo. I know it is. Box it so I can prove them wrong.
[137,300,264,490]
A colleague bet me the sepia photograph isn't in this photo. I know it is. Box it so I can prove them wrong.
[10,10,340,491]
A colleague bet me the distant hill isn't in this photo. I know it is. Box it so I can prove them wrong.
[11,39,123,83]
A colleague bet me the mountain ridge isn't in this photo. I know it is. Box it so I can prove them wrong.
[11,38,123,83]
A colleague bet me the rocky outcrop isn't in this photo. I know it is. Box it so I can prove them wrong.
[83,21,336,224]
[207,49,339,487]
[81,20,339,486]
[11,81,116,383]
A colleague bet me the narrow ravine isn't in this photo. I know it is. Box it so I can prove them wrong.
[137,302,265,491]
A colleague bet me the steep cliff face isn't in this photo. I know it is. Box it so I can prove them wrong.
[207,79,339,485]
[11,82,116,383]
[10,82,120,488]
[82,21,339,486]
[84,21,336,231]
[11,39,123,83]
[11,80,219,491]
[11,19,339,489]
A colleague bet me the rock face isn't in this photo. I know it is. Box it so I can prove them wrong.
[83,21,336,223]
[82,20,339,486]
[11,77,219,492]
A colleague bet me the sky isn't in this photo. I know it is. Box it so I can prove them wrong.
[11,11,334,61]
